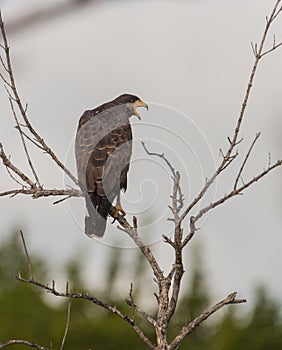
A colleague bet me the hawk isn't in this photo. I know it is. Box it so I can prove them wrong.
[75,94,148,237]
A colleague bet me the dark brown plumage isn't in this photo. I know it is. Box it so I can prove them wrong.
[75,94,148,237]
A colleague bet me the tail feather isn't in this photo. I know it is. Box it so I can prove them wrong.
[84,193,111,237]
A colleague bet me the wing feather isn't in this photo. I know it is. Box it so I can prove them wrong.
[75,107,132,202]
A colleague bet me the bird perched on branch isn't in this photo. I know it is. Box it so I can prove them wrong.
[75,94,148,237]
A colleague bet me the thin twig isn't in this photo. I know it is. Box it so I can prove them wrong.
[179,0,282,224]
[59,300,71,350]
[169,292,246,350]
[5,166,27,188]
[0,53,9,72]
[16,275,155,350]
[0,12,78,186]
[171,171,181,222]
[110,206,164,283]
[128,282,135,320]
[9,97,40,184]
[234,132,261,190]
[19,230,34,280]
[141,142,184,208]
[0,70,12,86]
[126,299,157,327]
[0,340,48,350]
[260,41,282,57]
[0,188,82,199]
[166,227,184,323]
[182,216,197,248]
[15,126,45,151]
[0,143,36,188]
[194,158,282,223]
[141,141,176,176]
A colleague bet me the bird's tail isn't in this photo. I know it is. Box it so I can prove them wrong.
[84,193,111,237]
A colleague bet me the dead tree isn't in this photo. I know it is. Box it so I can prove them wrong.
[0,1,282,349]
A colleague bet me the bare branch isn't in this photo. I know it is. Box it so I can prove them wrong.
[0,2,281,349]
[0,143,36,188]
[142,142,184,209]
[166,229,184,323]
[182,215,197,248]
[16,275,155,350]
[5,167,27,188]
[0,70,12,87]
[19,230,34,280]
[171,171,181,222]
[0,12,78,186]
[162,234,175,248]
[0,53,9,72]
[180,0,282,224]
[194,159,282,223]
[260,41,282,57]
[141,141,176,176]
[251,41,258,57]
[59,300,71,350]
[110,207,164,283]
[14,126,45,151]
[0,340,48,350]
[234,132,261,190]
[9,97,40,185]
[169,292,247,350]
[0,188,82,199]
[126,299,157,327]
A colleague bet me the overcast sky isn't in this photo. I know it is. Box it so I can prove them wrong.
[0,0,282,307]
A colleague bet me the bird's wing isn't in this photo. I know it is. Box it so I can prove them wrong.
[102,125,132,200]
[75,108,132,202]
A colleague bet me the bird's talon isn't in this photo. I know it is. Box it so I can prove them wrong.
[113,205,126,218]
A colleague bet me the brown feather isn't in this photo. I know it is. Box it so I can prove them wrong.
[75,95,139,237]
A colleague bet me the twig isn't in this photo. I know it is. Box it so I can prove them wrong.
[110,206,164,283]
[260,41,282,57]
[16,227,155,348]
[16,275,155,350]
[193,158,282,223]
[141,141,176,176]
[0,70,12,86]
[141,142,184,208]
[166,227,184,323]
[171,171,181,222]
[14,126,45,151]
[0,143,36,188]
[5,166,27,188]
[19,231,34,280]
[0,53,9,72]
[126,299,157,327]
[128,282,135,320]
[0,188,82,199]
[0,12,78,186]
[9,97,40,185]
[162,234,175,248]
[234,132,261,190]
[59,300,71,350]
[53,195,73,205]
[179,0,282,224]
[0,340,48,350]
[169,292,246,350]
[182,216,197,248]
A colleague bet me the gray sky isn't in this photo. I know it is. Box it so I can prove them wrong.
[1,0,282,306]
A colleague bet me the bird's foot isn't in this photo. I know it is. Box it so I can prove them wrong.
[114,204,126,217]
[111,205,126,223]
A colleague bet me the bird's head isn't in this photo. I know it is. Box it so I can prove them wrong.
[114,94,148,120]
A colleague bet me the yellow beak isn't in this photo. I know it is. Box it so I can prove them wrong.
[134,99,149,120]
